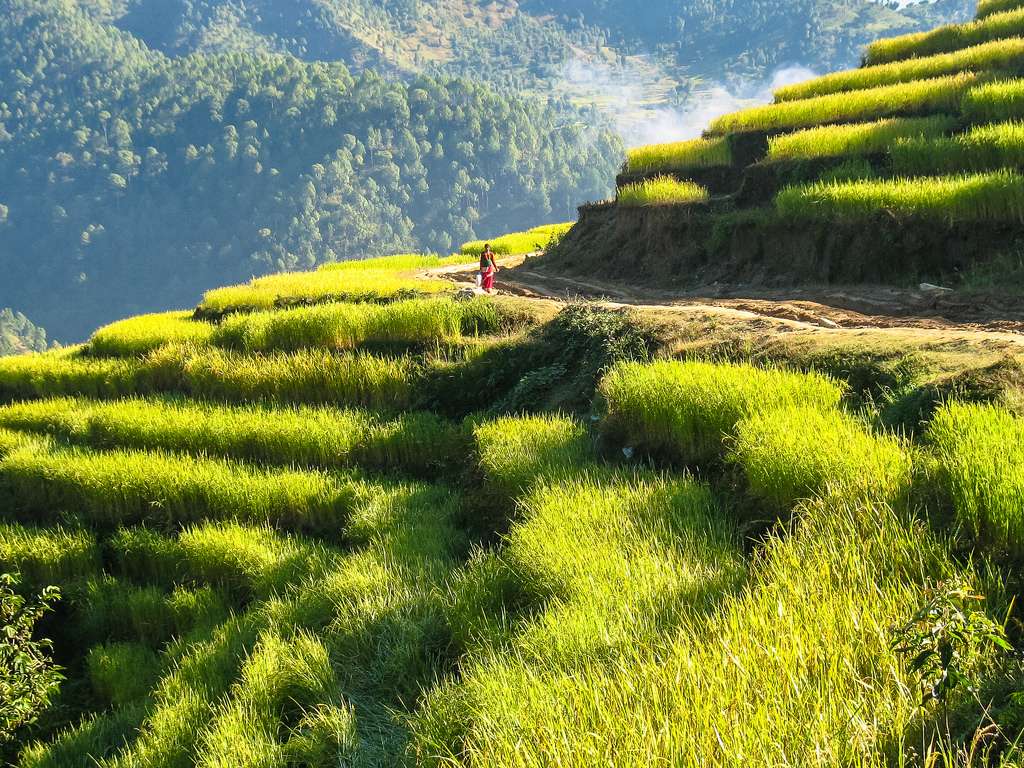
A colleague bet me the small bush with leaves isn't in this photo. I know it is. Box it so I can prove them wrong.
[0,573,63,742]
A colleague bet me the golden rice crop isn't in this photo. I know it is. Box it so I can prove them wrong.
[775,38,1024,102]
[978,0,1024,20]
[623,137,732,174]
[211,297,501,353]
[617,176,709,207]
[709,74,979,135]
[765,115,955,161]
[891,119,1024,173]
[317,253,468,272]
[460,223,575,257]
[775,169,1024,222]
[598,360,844,465]
[198,266,453,317]
[864,6,1024,65]
[0,347,140,402]
[0,396,466,477]
[732,406,914,510]
[962,77,1024,121]
[88,311,215,357]
[927,402,1024,558]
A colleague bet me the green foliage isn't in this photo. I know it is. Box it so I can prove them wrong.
[88,313,215,358]
[0,573,62,743]
[460,223,574,257]
[977,0,1024,19]
[928,402,1024,558]
[709,73,979,134]
[962,77,1024,121]
[865,6,1024,65]
[599,360,845,465]
[0,524,100,589]
[766,115,956,161]
[775,37,1024,102]
[776,169,1024,222]
[86,643,161,708]
[617,176,709,206]
[624,137,732,174]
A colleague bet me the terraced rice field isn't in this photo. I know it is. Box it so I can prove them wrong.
[2,253,1021,766]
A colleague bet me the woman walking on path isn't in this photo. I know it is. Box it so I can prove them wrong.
[480,244,498,294]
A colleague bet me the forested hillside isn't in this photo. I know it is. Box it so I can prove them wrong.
[0,310,48,356]
[0,0,620,341]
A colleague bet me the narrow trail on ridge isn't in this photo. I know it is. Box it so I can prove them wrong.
[422,255,1024,349]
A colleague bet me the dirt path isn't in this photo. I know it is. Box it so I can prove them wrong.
[424,256,1024,347]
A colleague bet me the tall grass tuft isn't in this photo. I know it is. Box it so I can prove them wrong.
[776,169,1024,222]
[624,137,732,174]
[732,406,914,510]
[775,38,1024,102]
[977,0,1024,20]
[617,176,709,207]
[86,642,162,707]
[928,402,1024,558]
[0,523,100,588]
[0,348,140,402]
[708,73,979,135]
[891,119,1024,173]
[599,360,844,466]
[864,7,1024,65]
[766,116,955,161]
[317,253,467,272]
[88,312,215,357]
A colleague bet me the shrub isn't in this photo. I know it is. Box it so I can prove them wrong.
[732,406,914,510]
[891,119,1024,174]
[617,176,709,206]
[86,642,161,707]
[708,74,979,135]
[0,524,99,588]
[765,116,955,161]
[598,360,844,466]
[776,169,1024,222]
[864,7,1024,65]
[624,137,732,174]
[87,312,214,357]
[775,38,1024,102]
[928,402,1024,558]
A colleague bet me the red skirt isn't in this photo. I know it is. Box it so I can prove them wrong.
[482,270,495,291]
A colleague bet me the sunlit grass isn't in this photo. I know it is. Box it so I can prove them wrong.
[0,522,100,588]
[977,0,1024,20]
[88,311,215,357]
[708,73,979,135]
[865,6,1024,65]
[617,176,709,207]
[775,38,1024,102]
[460,224,574,257]
[776,169,1024,222]
[891,119,1024,173]
[766,116,955,161]
[624,137,732,174]
[962,77,1024,121]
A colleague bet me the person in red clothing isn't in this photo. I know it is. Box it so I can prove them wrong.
[479,244,498,294]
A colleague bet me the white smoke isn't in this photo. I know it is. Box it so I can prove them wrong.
[561,57,819,148]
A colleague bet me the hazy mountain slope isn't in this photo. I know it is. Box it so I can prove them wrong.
[0,0,620,340]
[0,309,48,356]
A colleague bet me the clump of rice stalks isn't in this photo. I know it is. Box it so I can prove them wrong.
[732,406,914,510]
[86,642,162,707]
[928,402,1024,558]
[0,348,139,402]
[211,297,502,353]
[709,74,979,135]
[776,169,1024,222]
[962,77,1024,121]
[775,38,1024,102]
[617,177,709,207]
[461,224,574,257]
[766,116,955,161]
[624,137,732,174]
[0,523,100,588]
[891,119,1024,174]
[977,0,1024,20]
[198,265,453,317]
[599,360,844,466]
[317,253,467,272]
[87,312,215,357]
[864,7,1024,65]
[473,414,593,498]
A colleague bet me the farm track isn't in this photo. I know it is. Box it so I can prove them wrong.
[425,256,1024,346]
